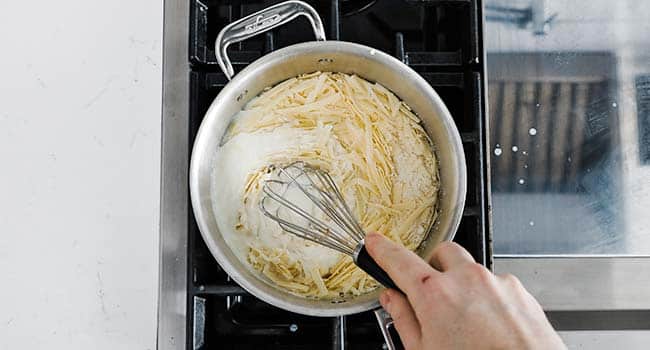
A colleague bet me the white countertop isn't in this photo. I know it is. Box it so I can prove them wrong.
[0,1,162,348]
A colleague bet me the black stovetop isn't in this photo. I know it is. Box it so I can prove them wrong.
[187,0,490,348]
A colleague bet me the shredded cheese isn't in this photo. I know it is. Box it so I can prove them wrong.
[213,72,440,299]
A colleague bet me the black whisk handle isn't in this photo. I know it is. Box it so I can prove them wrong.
[354,244,403,294]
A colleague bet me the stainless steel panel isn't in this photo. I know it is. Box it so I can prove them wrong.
[485,0,650,333]
[558,331,650,350]
[494,257,650,310]
[487,0,650,255]
[158,0,189,347]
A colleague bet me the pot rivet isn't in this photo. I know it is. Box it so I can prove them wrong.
[289,324,298,332]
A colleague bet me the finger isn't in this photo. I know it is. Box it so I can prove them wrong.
[380,289,421,349]
[499,273,544,313]
[365,232,439,299]
[429,241,475,271]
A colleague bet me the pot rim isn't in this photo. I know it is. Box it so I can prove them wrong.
[189,40,467,316]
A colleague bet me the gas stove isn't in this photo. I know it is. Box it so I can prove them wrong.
[159,0,490,349]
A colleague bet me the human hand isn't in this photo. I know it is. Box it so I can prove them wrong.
[365,232,566,350]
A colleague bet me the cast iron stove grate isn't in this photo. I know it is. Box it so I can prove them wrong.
[187,0,490,348]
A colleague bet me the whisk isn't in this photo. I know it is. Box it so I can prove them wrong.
[259,161,399,291]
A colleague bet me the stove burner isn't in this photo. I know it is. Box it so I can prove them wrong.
[186,0,489,348]
[340,0,376,17]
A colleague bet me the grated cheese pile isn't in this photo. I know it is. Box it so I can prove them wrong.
[211,71,439,298]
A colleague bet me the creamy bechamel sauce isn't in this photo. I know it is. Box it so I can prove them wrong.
[211,125,346,271]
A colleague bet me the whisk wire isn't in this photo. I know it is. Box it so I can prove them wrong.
[260,178,357,254]
[260,202,356,255]
[277,218,355,255]
[314,170,366,241]
[259,162,367,254]
[279,164,365,243]
[261,181,337,237]
[258,162,402,293]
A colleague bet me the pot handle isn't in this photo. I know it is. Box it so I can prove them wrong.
[215,0,326,80]
[374,308,405,350]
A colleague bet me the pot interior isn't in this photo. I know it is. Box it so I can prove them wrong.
[190,41,466,316]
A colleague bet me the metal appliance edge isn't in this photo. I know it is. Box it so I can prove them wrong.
[158,0,189,347]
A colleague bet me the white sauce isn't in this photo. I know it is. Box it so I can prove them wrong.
[211,124,344,272]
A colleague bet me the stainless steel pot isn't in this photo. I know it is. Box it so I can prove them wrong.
[189,1,466,347]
